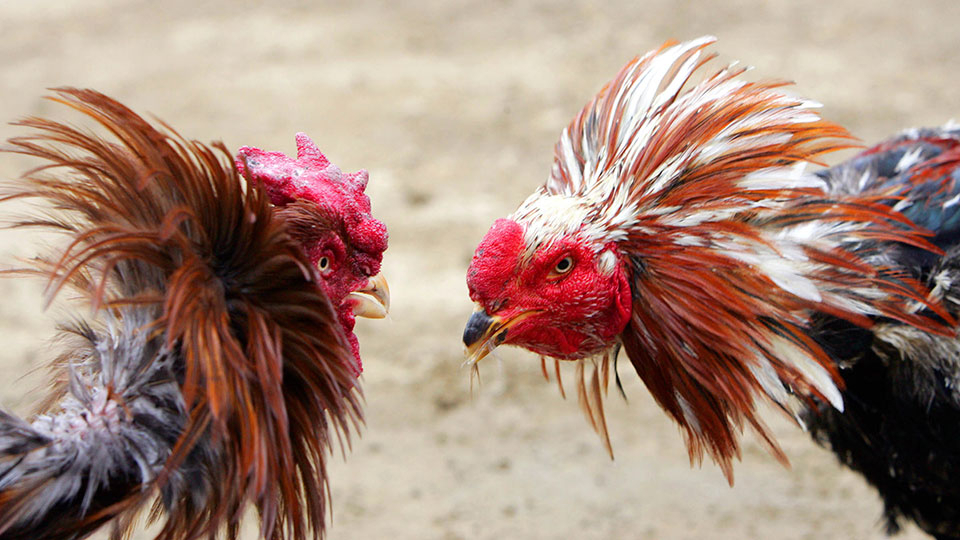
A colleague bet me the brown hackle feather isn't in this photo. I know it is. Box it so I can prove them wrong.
[0,88,361,539]
[580,359,613,459]
[535,37,956,482]
[554,357,566,399]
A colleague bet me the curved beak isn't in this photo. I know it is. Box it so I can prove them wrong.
[347,273,390,319]
[462,305,538,365]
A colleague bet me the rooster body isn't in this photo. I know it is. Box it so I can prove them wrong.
[464,37,960,538]
[0,89,388,540]
[807,126,960,539]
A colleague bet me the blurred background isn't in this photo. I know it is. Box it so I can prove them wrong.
[0,1,957,538]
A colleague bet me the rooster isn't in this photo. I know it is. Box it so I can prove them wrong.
[0,88,388,540]
[462,36,960,539]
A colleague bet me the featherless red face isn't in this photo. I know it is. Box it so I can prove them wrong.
[465,218,631,361]
[236,135,389,372]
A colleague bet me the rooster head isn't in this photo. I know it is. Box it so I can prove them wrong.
[236,134,388,372]
[465,216,632,361]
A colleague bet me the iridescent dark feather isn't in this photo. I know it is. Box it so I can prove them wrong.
[818,126,960,251]
[0,88,361,540]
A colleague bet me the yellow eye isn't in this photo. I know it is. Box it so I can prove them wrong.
[318,256,331,272]
[551,256,574,277]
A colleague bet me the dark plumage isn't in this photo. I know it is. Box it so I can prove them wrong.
[808,125,960,540]
[0,89,365,540]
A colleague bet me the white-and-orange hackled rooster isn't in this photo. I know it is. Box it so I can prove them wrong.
[463,37,960,539]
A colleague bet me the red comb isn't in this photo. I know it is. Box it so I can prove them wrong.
[236,133,371,210]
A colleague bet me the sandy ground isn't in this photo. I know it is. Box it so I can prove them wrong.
[0,1,958,538]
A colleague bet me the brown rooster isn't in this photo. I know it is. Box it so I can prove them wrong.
[0,88,388,540]
[463,37,960,538]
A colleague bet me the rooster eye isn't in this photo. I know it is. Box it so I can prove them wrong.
[551,256,574,277]
[318,256,331,273]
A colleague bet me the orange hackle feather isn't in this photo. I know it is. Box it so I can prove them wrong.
[541,38,954,482]
[0,88,361,539]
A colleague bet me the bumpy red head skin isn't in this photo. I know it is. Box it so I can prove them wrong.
[236,134,388,373]
[236,133,368,206]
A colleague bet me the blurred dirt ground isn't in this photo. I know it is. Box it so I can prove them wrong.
[0,1,958,539]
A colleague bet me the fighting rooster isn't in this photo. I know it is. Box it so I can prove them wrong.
[0,88,388,540]
[463,36,960,538]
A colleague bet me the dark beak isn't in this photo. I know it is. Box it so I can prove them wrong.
[462,305,538,365]
[463,310,495,348]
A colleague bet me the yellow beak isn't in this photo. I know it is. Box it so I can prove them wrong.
[347,273,390,319]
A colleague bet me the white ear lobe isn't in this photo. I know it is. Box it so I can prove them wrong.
[597,249,619,275]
